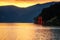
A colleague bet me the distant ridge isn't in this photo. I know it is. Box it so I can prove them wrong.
[34,2,60,26]
[0,2,60,23]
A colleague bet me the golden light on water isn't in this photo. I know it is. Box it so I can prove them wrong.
[0,23,54,40]
[0,23,36,40]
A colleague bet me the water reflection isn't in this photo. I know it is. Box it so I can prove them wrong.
[0,23,60,40]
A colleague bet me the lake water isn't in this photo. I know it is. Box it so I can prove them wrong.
[0,23,60,40]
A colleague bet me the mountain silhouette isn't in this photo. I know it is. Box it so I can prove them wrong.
[0,2,58,23]
[34,2,60,26]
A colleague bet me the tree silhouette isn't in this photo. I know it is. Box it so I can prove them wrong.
[34,2,60,26]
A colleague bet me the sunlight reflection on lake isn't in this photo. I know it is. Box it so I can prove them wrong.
[0,23,54,40]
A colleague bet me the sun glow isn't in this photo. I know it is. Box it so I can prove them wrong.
[0,2,38,8]
[0,0,60,8]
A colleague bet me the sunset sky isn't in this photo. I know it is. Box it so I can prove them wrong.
[0,0,60,7]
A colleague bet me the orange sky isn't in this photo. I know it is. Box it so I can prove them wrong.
[0,0,60,7]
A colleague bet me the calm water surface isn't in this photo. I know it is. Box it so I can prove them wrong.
[0,23,59,40]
